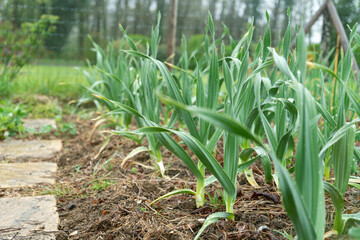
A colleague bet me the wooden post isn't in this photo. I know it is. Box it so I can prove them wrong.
[326,0,359,78]
[290,2,327,50]
[167,0,178,68]
[290,0,359,80]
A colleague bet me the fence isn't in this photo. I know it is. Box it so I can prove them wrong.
[0,0,329,65]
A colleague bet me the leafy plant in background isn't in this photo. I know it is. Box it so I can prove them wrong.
[60,122,77,135]
[0,15,58,95]
[0,101,27,140]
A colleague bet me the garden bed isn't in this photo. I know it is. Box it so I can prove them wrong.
[24,116,354,240]
[52,117,292,240]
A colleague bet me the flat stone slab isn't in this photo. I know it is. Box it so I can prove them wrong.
[0,162,56,188]
[23,119,56,130]
[0,195,58,239]
[0,140,62,161]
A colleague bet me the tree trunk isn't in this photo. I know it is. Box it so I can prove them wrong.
[112,0,121,39]
[167,0,178,66]
[133,0,141,34]
[13,0,19,29]
[102,0,107,39]
[271,0,282,46]
[321,8,331,58]
[79,10,86,58]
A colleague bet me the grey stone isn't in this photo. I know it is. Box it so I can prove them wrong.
[0,162,56,188]
[0,195,58,240]
[23,119,56,131]
[0,140,62,161]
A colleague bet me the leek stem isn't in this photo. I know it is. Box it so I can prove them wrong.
[196,161,205,208]
[333,209,344,234]
[224,194,235,220]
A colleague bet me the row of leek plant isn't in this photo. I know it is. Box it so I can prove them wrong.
[80,15,173,176]
[158,24,360,238]
[87,12,359,240]
[95,13,275,212]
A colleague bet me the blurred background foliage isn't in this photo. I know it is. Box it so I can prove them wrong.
[0,0,358,64]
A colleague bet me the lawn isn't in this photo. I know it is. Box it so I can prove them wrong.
[9,62,89,100]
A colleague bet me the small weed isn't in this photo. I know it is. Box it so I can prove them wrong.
[73,164,82,173]
[273,229,294,240]
[139,206,147,212]
[38,124,53,134]
[131,167,138,173]
[90,179,114,190]
[1,158,9,164]
[103,162,114,171]
[60,122,77,135]
[206,189,224,210]
[0,100,27,140]
[41,184,73,197]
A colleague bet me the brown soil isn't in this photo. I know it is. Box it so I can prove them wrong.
[51,116,292,240]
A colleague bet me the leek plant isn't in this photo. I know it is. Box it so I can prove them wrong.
[311,27,360,234]
[78,38,135,129]
[88,15,170,175]
[171,25,359,239]
[120,14,225,206]
[118,15,167,175]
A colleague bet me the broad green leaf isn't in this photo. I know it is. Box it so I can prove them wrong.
[333,125,356,195]
[194,212,233,240]
[119,24,138,51]
[204,156,260,187]
[262,11,271,62]
[319,121,359,160]
[94,135,112,160]
[208,12,215,40]
[157,94,264,147]
[282,8,291,59]
[261,155,273,183]
[349,227,360,238]
[349,183,360,190]
[123,50,201,140]
[271,153,318,240]
[255,73,278,152]
[150,189,197,205]
[134,126,236,197]
[342,213,360,230]
[314,101,336,128]
[269,48,297,82]
[323,182,344,233]
[134,127,203,180]
[109,130,144,144]
[294,82,325,239]
[121,146,149,168]
[295,28,306,84]
[207,47,219,110]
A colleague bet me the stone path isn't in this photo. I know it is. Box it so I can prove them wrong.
[0,139,62,161]
[23,119,56,131]
[0,119,60,240]
[0,162,57,188]
[0,196,58,240]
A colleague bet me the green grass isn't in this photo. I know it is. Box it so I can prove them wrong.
[9,64,88,100]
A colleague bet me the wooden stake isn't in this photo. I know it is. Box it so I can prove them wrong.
[290,0,359,81]
[326,1,359,79]
[331,34,340,113]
